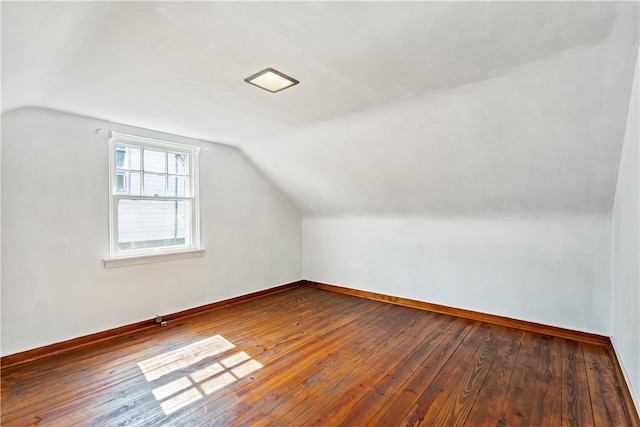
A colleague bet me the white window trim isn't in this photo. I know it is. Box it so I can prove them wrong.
[104,248,205,269]
[104,132,202,267]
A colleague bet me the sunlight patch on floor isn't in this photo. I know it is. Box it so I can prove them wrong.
[138,335,235,382]
[152,377,193,401]
[160,387,204,415]
[200,372,237,395]
[138,335,263,415]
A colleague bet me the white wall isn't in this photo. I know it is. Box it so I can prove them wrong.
[612,49,640,411]
[1,107,302,356]
[304,215,611,335]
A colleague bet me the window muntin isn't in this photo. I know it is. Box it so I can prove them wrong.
[109,133,200,258]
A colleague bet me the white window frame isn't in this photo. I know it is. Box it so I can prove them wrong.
[105,132,202,268]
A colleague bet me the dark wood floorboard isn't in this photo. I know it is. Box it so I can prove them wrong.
[1,286,634,426]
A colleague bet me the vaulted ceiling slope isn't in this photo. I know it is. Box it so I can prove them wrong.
[2,2,639,215]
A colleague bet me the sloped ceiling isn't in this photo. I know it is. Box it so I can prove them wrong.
[2,1,639,215]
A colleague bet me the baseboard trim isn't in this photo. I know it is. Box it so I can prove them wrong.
[0,279,612,364]
[304,280,611,346]
[1,280,304,369]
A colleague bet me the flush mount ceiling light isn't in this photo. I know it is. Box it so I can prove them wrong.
[244,68,299,93]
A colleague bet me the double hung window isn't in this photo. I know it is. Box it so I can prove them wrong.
[108,133,200,260]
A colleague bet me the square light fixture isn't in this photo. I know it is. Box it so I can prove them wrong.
[244,68,299,93]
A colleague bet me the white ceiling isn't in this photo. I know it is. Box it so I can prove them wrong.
[2,1,639,215]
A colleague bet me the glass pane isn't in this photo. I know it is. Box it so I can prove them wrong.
[129,173,141,195]
[169,153,188,175]
[118,200,189,250]
[116,172,126,193]
[115,172,141,195]
[168,176,187,197]
[115,146,141,170]
[144,149,166,173]
[144,173,166,197]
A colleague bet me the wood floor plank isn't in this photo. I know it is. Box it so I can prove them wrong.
[207,406,275,427]
[337,314,465,426]
[400,322,493,426]
[1,286,636,427]
[583,343,630,426]
[363,319,474,426]
[461,327,524,427]
[367,319,482,426]
[425,325,504,426]
[495,330,543,427]
[562,339,596,427]
[300,312,447,426]
[239,301,406,412]
[528,335,563,427]
[272,310,433,425]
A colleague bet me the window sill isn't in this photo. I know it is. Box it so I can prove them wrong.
[103,248,205,269]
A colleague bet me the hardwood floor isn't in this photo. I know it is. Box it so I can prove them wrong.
[1,286,635,426]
